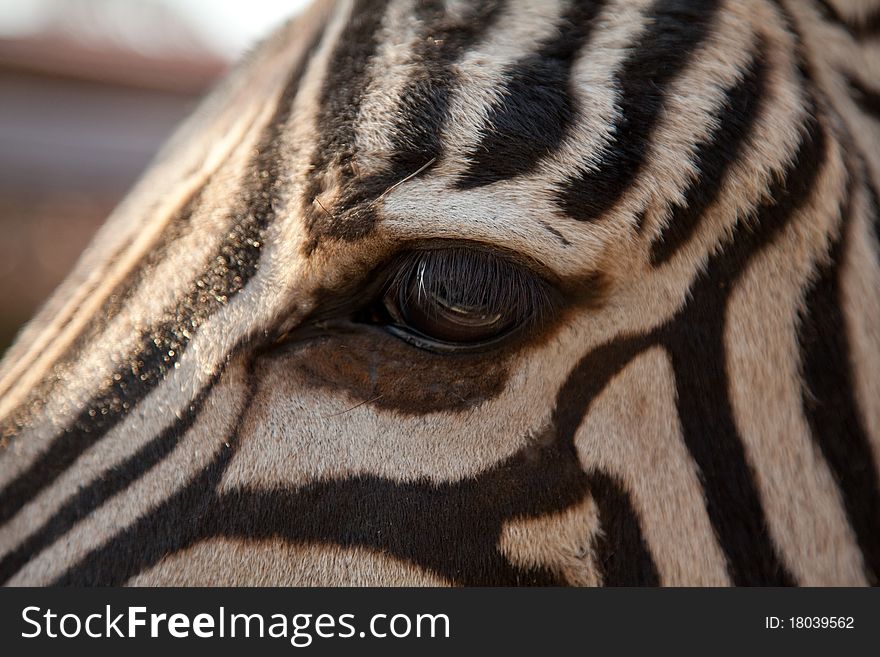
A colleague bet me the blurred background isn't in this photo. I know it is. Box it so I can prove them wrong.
[0,0,311,357]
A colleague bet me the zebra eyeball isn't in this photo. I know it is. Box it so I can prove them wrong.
[396,272,515,344]
[379,247,554,352]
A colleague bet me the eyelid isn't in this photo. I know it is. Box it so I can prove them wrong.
[382,323,525,354]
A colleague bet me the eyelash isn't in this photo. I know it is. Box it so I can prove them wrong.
[366,246,559,353]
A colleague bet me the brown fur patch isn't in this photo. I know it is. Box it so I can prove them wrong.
[281,327,510,414]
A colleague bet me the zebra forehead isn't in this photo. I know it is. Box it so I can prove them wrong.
[293,0,761,279]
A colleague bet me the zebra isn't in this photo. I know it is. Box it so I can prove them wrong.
[0,0,878,586]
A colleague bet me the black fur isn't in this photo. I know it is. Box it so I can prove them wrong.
[798,172,880,585]
[303,1,505,254]
[658,109,826,586]
[301,0,394,253]
[0,377,218,584]
[557,0,722,222]
[590,471,661,586]
[456,1,606,188]
[54,338,660,587]
[0,22,325,528]
[650,43,767,266]
[812,0,880,40]
[846,74,880,121]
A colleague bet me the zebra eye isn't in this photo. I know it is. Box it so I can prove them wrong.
[379,248,552,351]
[393,267,515,344]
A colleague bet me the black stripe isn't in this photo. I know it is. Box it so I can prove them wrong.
[303,0,505,253]
[307,0,393,172]
[650,43,767,266]
[846,74,880,121]
[660,111,827,586]
[390,0,506,173]
[57,434,571,587]
[55,421,585,586]
[0,29,306,439]
[58,337,661,587]
[0,377,218,584]
[633,208,648,233]
[540,221,572,247]
[798,173,880,585]
[456,1,606,189]
[557,0,722,222]
[52,415,248,587]
[301,0,394,252]
[51,360,259,587]
[813,0,880,40]
[552,334,661,586]
[0,189,203,446]
[589,471,661,586]
[869,176,880,257]
[0,24,324,528]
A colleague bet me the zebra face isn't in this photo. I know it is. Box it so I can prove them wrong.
[0,0,878,586]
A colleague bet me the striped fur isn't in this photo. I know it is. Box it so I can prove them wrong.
[0,0,878,586]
